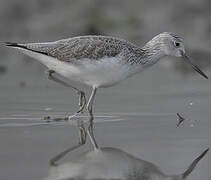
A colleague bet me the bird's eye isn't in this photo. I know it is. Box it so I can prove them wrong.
[174,42,180,47]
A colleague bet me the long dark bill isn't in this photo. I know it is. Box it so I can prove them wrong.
[182,148,209,179]
[181,51,208,79]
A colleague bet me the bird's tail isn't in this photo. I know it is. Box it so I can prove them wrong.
[5,42,19,47]
[4,41,49,57]
[4,42,30,50]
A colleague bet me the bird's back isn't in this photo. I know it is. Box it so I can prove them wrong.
[12,36,138,62]
[5,35,153,87]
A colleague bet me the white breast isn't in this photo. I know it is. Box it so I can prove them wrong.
[14,48,141,87]
[72,56,140,88]
[16,47,142,88]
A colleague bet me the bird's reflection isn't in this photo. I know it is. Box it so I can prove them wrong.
[44,147,208,180]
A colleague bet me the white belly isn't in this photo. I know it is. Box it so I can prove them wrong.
[15,48,142,88]
[62,57,139,88]
[17,47,140,88]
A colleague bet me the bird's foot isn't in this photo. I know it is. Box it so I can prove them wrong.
[43,116,69,123]
[66,112,81,120]
[43,111,83,123]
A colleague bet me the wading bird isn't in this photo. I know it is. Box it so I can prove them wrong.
[5,32,208,164]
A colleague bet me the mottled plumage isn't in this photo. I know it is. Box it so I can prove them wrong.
[8,36,144,62]
[6,32,208,88]
[5,32,208,164]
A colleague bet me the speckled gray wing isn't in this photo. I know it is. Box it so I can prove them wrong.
[13,36,133,62]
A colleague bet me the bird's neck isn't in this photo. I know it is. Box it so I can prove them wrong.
[140,41,166,66]
[129,43,165,71]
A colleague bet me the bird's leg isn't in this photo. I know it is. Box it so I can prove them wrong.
[86,87,99,149]
[77,91,86,114]
[44,70,86,121]
[50,120,87,166]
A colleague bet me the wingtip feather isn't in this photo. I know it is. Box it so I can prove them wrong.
[4,42,19,47]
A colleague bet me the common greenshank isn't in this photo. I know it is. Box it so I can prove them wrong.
[5,32,208,164]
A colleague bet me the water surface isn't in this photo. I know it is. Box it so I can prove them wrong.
[0,62,210,180]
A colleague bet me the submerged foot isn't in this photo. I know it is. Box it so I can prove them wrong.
[43,111,84,123]
[43,116,69,122]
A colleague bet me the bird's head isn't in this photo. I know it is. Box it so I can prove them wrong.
[146,32,208,79]
[154,32,185,57]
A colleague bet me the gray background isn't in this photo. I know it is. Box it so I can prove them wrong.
[0,0,210,179]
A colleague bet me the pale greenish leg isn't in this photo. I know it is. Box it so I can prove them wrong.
[50,120,87,166]
[44,70,86,121]
[86,87,99,149]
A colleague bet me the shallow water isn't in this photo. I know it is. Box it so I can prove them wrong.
[0,61,210,180]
